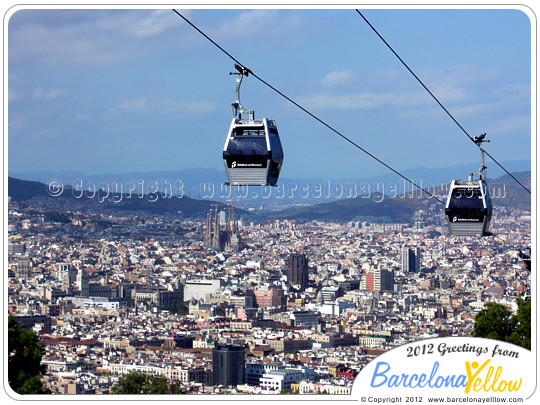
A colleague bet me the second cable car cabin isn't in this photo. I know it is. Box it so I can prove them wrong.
[222,64,283,187]
[445,133,493,237]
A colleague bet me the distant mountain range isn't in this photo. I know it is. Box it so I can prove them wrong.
[8,167,531,223]
[270,191,427,222]
[269,171,531,222]
[7,177,220,216]
[9,159,531,204]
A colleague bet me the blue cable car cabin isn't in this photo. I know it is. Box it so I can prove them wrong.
[223,117,283,186]
[445,179,492,236]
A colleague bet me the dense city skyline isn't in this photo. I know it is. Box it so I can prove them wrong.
[7,191,532,394]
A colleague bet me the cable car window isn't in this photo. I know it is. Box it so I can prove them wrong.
[233,127,265,137]
[447,187,484,221]
[227,137,267,156]
[448,188,483,210]
[268,129,283,157]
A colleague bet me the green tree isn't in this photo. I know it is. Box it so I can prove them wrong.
[8,314,50,394]
[471,296,531,350]
[168,381,187,394]
[162,301,189,315]
[111,370,185,394]
[472,302,515,341]
[507,296,531,349]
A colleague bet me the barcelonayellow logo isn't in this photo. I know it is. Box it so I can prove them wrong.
[352,337,533,400]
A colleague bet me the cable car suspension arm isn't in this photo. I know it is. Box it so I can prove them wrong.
[469,133,490,181]
[230,63,254,120]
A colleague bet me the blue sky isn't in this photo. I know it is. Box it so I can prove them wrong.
[7,7,532,180]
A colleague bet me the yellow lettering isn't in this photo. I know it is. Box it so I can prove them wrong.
[464,360,491,394]
[481,366,494,392]
[492,366,503,391]
[464,360,523,394]
[509,379,522,392]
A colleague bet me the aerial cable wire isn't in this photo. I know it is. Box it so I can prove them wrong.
[172,9,446,205]
[172,9,530,257]
[355,9,531,196]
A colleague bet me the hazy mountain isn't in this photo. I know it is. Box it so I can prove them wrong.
[7,176,223,216]
[9,159,531,203]
[487,171,531,209]
[270,192,427,222]
[8,168,224,199]
[8,167,531,221]
[7,177,56,201]
[269,171,531,222]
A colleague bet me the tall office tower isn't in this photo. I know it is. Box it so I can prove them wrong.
[15,257,32,279]
[57,263,77,292]
[286,253,309,289]
[373,265,394,292]
[76,267,89,297]
[362,273,374,291]
[212,344,245,386]
[401,247,421,273]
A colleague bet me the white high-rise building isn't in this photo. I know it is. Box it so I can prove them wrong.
[374,265,394,292]
[57,263,77,292]
[401,247,421,273]
[76,268,89,297]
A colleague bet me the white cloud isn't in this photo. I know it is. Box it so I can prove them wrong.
[209,10,279,41]
[8,9,187,66]
[107,97,216,116]
[487,115,530,135]
[107,98,148,115]
[32,88,69,101]
[321,70,356,87]
[10,20,126,65]
[209,9,306,45]
[7,9,308,67]
[428,85,470,104]
[97,9,186,39]
[162,99,217,114]
[134,9,181,38]
[299,90,428,111]
[449,102,496,118]
[8,90,22,102]
[423,65,499,88]
[493,84,530,103]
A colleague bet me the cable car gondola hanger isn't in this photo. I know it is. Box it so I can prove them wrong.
[222,64,284,187]
[445,133,493,237]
